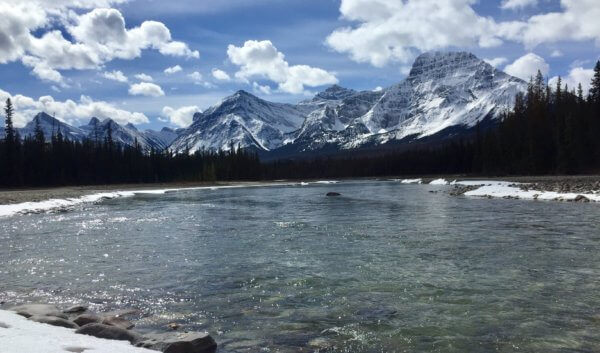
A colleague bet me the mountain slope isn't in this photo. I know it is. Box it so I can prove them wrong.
[171,51,526,155]
[19,112,87,142]
[170,90,306,153]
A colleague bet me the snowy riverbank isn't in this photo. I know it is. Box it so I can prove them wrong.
[0,310,152,353]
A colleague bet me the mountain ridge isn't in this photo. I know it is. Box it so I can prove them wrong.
[8,51,527,158]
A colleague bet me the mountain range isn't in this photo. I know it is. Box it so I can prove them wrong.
[9,51,527,158]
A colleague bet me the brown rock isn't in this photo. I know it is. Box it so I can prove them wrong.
[29,315,79,329]
[75,323,141,343]
[102,316,135,330]
[73,313,102,327]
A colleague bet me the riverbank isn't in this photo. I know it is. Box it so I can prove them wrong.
[1,176,599,209]
[0,304,216,353]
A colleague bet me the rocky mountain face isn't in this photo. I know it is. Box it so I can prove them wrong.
[171,51,526,155]
[79,118,180,152]
[16,115,181,152]
[11,52,527,157]
[19,112,88,142]
[169,90,306,153]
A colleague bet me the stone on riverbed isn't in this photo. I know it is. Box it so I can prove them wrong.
[102,316,135,330]
[11,304,66,319]
[76,323,141,343]
[29,315,79,329]
[137,332,217,353]
[73,313,102,326]
[64,305,88,314]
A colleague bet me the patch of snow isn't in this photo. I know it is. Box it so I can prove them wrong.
[0,310,151,353]
[463,182,600,202]
[315,181,340,184]
[401,178,423,184]
[0,183,307,218]
[429,178,449,185]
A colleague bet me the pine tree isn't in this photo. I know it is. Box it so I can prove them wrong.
[34,115,45,144]
[590,60,600,103]
[4,98,15,144]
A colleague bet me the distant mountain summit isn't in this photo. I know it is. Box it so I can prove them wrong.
[20,112,87,142]
[169,90,306,153]
[171,51,526,156]
[12,51,527,158]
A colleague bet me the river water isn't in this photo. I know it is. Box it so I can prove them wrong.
[1,180,600,352]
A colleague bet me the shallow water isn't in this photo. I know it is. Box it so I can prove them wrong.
[2,180,600,352]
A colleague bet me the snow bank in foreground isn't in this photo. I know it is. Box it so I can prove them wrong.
[429,178,449,185]
[0,189,183,218]
[0,310,150,353]
[460,181,600,202]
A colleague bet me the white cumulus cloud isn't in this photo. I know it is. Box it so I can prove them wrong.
[227,40,338,94]
[252,82,272,95]
[162,105,200,127]
[326,0,600,67]
[102,70,128,83]
[484,57,508,68]
[164,65,182,74]
[549,67,595,95]
[128,82,165,97]
[0,87,149,127]
[326,0,502,67]
[212,68,231,81]
[0,2,198,83]
[134,73,153,82]
[504,53,549,81]
[500,0,538,10]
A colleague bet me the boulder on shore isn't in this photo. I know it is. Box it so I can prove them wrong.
[75,323,141,343]
[73,313,102,327]
[102,316,135,330]
[29,315,79,329]
[137,332,217,353]
[64,305,88,314]
[11,304,66,319]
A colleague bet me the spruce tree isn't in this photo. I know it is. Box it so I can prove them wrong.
[590,60,600,103]
[4,98,15,144]
[34,115,45,144]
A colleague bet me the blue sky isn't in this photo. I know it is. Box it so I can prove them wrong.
[1,0,599,130]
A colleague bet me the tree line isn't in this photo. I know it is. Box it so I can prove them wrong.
[0,100,261,187]
[1,60,599,187]
[264,61,600,179]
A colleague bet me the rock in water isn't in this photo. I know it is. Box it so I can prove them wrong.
[326,192,341,197]
[73,314,102,326]
[102,316,135,330]
[10,304,66,319]
[573,195,590,203]
[29,315,79,329]
[64,305,88,314]
[76,323,141,343]
[137,332,217,353]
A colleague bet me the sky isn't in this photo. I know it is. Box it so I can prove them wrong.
[0,0,599,130]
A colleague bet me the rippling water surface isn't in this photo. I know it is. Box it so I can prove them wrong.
[2,180,600,352]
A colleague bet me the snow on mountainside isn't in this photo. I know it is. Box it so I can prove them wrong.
[18,112,87,142]
[171,51,526,155]
[8,51,526,156]
[169,90,306,153]
[9,114,181,152]
[80,118,177,152]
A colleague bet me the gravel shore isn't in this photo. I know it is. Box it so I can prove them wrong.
[1,176,599,206]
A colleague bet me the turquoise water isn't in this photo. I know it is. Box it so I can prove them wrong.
[1,180,600,352]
